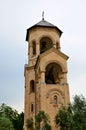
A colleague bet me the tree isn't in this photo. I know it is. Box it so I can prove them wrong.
[0,115,14,130]
[26,117,34,130]
[0,103,24,130]
[55,95,86,130]
[26,110,51,130]
[13,112,24,130]
[0,103,18,122]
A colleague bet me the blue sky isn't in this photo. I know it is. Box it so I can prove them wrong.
[0,0,86,112]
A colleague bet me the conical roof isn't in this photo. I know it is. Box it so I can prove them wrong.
[34,19,56,27]
[26,19,62,41]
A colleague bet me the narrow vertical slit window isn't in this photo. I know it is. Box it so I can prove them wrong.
[54,95,57,105]
[30,80,35,93]
[32,41,36,55]
[31,103,34,112]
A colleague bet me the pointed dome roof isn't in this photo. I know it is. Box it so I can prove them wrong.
[26,19,62,41]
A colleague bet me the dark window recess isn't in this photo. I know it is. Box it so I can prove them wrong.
[32,42,36,55]
[40,37,53,54]
[31,104,34,112]
[30,80,35,93]
[40,42,47,53]
[45,63,62,84]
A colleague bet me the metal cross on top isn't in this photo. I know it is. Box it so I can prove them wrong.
[42,11,44,20]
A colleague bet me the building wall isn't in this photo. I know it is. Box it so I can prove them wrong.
[27,27,60,66]
[24,25,70,130]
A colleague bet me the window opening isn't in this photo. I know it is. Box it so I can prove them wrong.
[45,65,55,84]
[31,104,34,112]
[54,95,57,105]
[40,42,47,53]
[32,42,36,55]
[30,80,35,93]
[45,63,62,84]
[40,37,53,54]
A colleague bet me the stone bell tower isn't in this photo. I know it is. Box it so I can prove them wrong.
[24,16,70,130]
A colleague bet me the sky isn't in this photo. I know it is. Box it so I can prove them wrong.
[0,0,86,112]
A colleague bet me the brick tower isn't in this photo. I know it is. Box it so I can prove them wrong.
[24,17,70,130]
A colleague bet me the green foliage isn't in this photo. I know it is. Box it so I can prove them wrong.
[55,95,86,130]
[26,118,34,130]
[36,110,49,122]
[0,103,18,121]
[0,103,24,130]
[0,116,14,130]
[42,123,51,130]
[72,95,86,130]
[55,105,73,130]
[26,110,51,130]
[13,112,24,130]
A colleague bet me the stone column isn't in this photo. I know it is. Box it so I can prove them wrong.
[53,40,56,48]
[36,42,40,56]
[61,72,67,85]
[41,71,45,84]
[63,73,67,84]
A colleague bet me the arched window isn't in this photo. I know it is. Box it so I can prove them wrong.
[54,95,57,105]
[40,37,53,54]
[30,80,35,93]
[45,63,62,84]
[32,41,36,55]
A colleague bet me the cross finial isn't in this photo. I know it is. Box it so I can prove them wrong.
[42,11,44,20]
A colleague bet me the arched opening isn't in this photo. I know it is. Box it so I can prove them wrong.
[45,63,62,84]
[40,37,53,54]
[32,41,36,55]
[54,95,58,105]
[30,80,35,93]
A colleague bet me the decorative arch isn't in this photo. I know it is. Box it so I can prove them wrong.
[46,88,64,98]
[38,34,54,45]
[46,88,64,105]
[40,36,53,54]
[43,60,66,73]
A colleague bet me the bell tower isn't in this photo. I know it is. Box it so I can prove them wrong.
[24,17,70,130]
